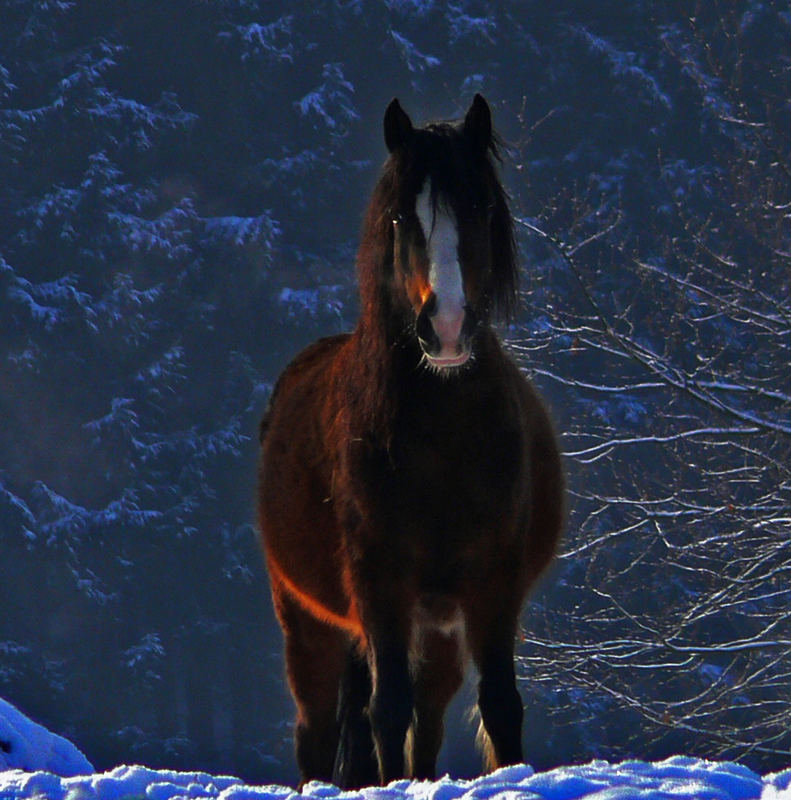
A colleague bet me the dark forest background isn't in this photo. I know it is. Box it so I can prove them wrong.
[1,0,789,784]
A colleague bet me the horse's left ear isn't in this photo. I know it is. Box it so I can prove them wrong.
[384,98,414,153]
[463,94,492,156]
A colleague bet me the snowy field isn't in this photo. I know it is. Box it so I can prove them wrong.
[2,697,790,800]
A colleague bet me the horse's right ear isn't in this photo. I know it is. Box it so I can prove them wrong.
[463,93,492,158]
[384,98,414,153]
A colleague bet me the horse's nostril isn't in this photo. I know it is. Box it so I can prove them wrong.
[461,306,479,340]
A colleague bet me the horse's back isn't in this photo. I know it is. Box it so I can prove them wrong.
[259,333,350,444]
[258,333,358,632]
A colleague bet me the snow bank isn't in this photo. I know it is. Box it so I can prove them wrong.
[0,697,93,776]
[2,697,791,800]
[1,758,791,800]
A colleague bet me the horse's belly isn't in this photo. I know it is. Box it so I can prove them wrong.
[263,490,366,636]
[258,338,360,634]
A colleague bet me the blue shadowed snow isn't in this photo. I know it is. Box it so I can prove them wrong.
[2,697,790,800]
[389,30,441,73]
[0,697,93,777]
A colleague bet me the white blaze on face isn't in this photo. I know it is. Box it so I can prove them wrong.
[415,179,467,362]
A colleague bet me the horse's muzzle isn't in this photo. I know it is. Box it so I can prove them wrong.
[416,294,476,369]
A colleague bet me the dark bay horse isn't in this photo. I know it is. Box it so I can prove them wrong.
[258,95,563,788]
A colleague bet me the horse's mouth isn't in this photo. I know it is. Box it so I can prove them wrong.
[424,351,471,369]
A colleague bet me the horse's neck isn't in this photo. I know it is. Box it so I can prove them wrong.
[341,309,502,446]
[338,243,398,433]
[339,306,404,442]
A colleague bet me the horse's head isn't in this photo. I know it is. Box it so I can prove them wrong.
[376,94,517,372]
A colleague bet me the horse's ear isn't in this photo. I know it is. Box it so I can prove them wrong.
[463,93,492,157]
[384,98,414,153]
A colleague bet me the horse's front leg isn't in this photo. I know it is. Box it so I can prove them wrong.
[356,567,415,783]
[368,633,414,782]
[466,587,524,770]
[475,638,523,768]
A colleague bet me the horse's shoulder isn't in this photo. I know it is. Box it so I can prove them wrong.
[491,338,558,442]
[259,334,350,444]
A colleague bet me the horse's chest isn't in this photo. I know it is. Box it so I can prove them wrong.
[399,427,512,489]
[342,384,528,579]
[389,410,524,535]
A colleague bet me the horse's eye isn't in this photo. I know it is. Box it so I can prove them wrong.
[392,212,406,226]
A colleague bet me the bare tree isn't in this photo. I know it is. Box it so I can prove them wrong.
[510,3,791,769]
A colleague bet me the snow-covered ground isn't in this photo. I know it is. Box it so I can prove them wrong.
[2,697,790,800]
[0,697,93,777]
[5,758,791,800]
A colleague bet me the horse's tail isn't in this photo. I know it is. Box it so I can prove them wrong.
[333,646,378,788]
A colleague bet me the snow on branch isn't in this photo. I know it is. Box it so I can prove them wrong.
[295,63,359,136]
[389,30,441,74]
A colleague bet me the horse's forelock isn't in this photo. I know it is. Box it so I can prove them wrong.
[361,117,519,323]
